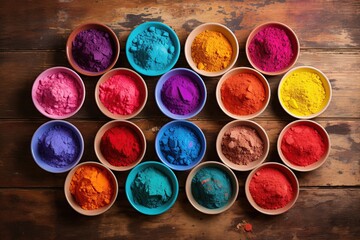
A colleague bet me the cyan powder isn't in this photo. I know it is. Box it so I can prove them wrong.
[38,125,79,168]
[129,26,175,71]
[159,125,201,166]
[161,74,201,115]
[131,167,172,208]
[191,167,232,209]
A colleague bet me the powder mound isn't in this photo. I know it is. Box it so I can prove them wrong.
[161,74,201,115]
[131,167,172,208]
[221,125,264,165]
[191,167,232,209]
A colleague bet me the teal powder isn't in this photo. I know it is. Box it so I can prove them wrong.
[129,26,175,71]
[191,167,232,209]
[131,167,172,208]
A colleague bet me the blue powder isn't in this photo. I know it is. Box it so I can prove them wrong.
[38,125,79,168]
[191,167,232,209]
[131,167,172,208]
[159,125,201,166]
[129,26,175,71]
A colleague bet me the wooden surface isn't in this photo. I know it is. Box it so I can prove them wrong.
[0,0,359,239]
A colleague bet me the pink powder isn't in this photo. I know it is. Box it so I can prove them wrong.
[99,74,142,115]
[36,72,82,116]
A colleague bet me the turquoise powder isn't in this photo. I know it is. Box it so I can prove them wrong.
[191,167,232,209]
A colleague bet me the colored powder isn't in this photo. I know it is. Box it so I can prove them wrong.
[161,74,201,115]
[220,73,266,115]
[249,167,294,210]
[191,30,233,72]
[280,71,326,116]
[69,164,114,210]
[281,124,326,166]
[129,26,176,71]
[159,125,201,166]
[131,167,172,208]
[191,167,232,209]
[221,125,264,165]
[35,72,83,116]
[72,28,115,72]
[248,26,294,72]
[99,74,142,115]
[100,126,142,167]
[38,125,80,168]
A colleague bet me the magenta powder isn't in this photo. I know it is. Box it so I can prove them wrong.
[161,74,201,115]
[72,28,114,72]
[35,72,83,116]
[248,26,294,72]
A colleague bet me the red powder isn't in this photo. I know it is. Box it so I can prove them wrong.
[100,126,142,166]
[281,124,326,166]
[249,167,294,210]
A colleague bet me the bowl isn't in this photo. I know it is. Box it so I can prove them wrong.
[216,67,270,119]
[155,120,206,171]
[278,66,332,119]
[30,120,84,173]
[155,68,207,119]
[245,22,300,76]
[32,66,86,119]
[184,22,239,77]
[185,161,239,214]
[94,120,146,171]
[216,120,269,171]
[125,161,179,215]
[64,161,118,216]
[95,68,148,119]
[66,22,120,76]
[125,21,181,76]
[245,162,299,215]
[277,120,331,172]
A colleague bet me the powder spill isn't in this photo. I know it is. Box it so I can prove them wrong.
[161,74,201,115]
[221,125,264,165]
[131,167,172,208]
[191,167,232,209]
[35,71,83,116]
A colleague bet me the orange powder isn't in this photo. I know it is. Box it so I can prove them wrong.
[220,73,266,115]
[69,165,114,210]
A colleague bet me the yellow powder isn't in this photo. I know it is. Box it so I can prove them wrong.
[280,71,326,116]
[191,30,233,72]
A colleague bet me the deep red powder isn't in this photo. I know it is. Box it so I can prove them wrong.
[100,126,141,166]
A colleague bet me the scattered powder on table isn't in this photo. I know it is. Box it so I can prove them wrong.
[221,125,264,165]
[99,74,142,115]
[191,167,232,209]
[100,126,142,167]
[35,72,83,116]
[281,124,326,166]
[249,167,294,210]
[70,164,114,210]
[220,73,266,115]
[159,125,201,166]
[72,28,115,72]
[280,70,326,116]
[131,167,172,208]
[191,30,233,72]
[38,125,80,168]
[248,26,294,72]
[161,74,201,115]
[129,26,176,71]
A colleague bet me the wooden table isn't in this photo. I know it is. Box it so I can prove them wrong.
[1,1,359,239]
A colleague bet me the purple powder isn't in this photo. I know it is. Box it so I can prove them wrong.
[161,74,201,115]
[72,28,115,72]
[38,125,79,168]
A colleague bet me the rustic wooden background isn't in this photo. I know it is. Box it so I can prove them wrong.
[0,0,359,239]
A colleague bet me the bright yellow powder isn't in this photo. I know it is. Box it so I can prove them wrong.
[280,71,326,116]
[191,30,233,72]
